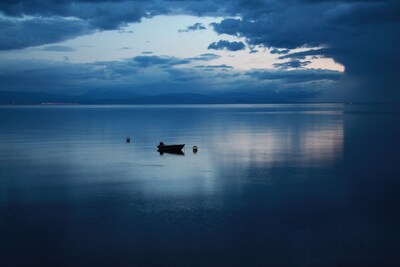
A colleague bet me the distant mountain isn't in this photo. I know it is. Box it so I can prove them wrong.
[129,93,222,104]
[0,91,72,104]
[0,90,314,104]
[82,89,143,100]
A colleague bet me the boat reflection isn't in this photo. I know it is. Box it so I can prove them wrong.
[158,150,185,156]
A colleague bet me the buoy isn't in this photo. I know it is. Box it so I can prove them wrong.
[126,137,131,143]
[193,145,198,154]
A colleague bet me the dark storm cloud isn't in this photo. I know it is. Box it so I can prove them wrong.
[208,0,400,101]
[208,40,245,51]
[273,59,312,69]
[178,22,206,32]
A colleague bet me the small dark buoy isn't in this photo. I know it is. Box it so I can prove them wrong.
[193,145,198,154]
[126,137,131,143]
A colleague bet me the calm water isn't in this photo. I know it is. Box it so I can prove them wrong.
[1,104,399,266]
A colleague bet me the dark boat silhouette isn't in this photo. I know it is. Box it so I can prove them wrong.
[157,142,185,153]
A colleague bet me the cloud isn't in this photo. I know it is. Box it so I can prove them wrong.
[122,53,220,70]
[273,59,312,69]
[0,1,152,29]
[0,57,340,99]
[0,0,399,100]
[0,1,163,50]
[248,69,342,84]
[278,49,332,60]
[208,1,400,101]
[270,48,290,55]
[196,64,233,69]
[178,22,206,32]
[41,45,76,52]
[210,19,241,36]
[0,15,91,50]
[0,58,232,95]
[208,40,245,51]
[132,55,191,67]
[189,53,221,61]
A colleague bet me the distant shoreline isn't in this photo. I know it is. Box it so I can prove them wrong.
[1,102,400,106]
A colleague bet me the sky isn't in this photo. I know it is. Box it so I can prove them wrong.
[0,0,399,102]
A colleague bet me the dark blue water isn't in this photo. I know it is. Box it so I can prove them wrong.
[1,104,399,266]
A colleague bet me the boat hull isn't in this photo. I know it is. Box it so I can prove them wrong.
[157,144,185,152]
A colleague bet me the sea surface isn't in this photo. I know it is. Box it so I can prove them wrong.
[0,104,399,266]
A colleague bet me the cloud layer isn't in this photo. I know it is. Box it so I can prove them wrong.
[0,0,399,101]
[0,55,340,100]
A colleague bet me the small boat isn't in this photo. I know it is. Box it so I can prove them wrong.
[157,142,185,152]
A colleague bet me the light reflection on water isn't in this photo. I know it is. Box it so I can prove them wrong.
[1,104,399,266]
[0,104,344,198]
